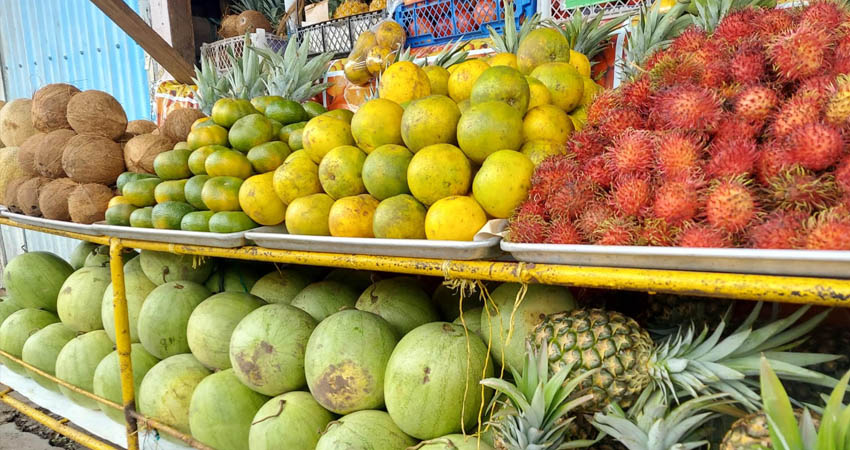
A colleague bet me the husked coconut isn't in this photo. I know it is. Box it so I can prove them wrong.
[62,134,125,185]
[0,100,5,147]
[236,10,272,35]
[68,183,112,224]
[0,99,37,146]
[4,176,28,212]
[38,178,78,221]
[35,129,75,178]
[18,132,46,176]
[66,90,127,140]
[219,15,239,38]
[16,176,51,216]
[31,83,80,132]
[126,120,158,135]
[161,108,206,142]
[124,133,176,174]
[0,147,26,198]
[116,132,134,151]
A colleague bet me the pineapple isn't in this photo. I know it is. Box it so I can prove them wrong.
[558,12,628,65]
[251,34,334,102]
[719,410,821,450]
[487,1,541,54]
[638,293,732,334]
[533,303,839,414]
[193,55,231,115]
[480,342,599,450]
[333,0,369,19]
[621,1,692,80]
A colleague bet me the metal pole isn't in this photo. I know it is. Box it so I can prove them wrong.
[109,238,139,450]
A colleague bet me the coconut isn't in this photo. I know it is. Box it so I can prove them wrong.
[39,178,79,221]
[35,129,75,178]
[17,132,45,176]
[66,90,127,140]
[124,133,176,174]
[31,83,80,132]
[126,120,158,135]
[68,183,112,224]
[5,177,28,212]
[62,134,125,184]
[0,100,37,147]
[162,108,205,142]
[16,177,51,216]
[236,10,272,35]
[0,147,25,199]
[219,14,240,38]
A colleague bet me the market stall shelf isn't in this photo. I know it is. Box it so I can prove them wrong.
[0,211,102,236]
[91,223,286,248]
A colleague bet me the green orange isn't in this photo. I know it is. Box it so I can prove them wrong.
[205,149,253,179]
[265,99,308,125]
[184,175,210,210]
[247,141,291,173]
[187,125,228,150]
[154,179,188,203]
[211,98,258,128]
[228,114,274,152]
[189,145,228,175]
[201,176,243,212]
[154,149,193,180]
[151,202,196,230]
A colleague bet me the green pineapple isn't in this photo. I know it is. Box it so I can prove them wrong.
[558,12,628,65]
[638,294,732,335]
[397,39,469,68]
[622,1,692,80]
[689,0,776,31]
[488,1,541,54]
[251,33,334,102]
[193,55,231,115]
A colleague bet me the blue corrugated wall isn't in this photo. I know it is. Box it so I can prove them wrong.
[0,0,151,120]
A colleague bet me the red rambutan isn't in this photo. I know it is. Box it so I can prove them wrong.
[705,177,759,232]
[670,27,708,56]
[621,76,654,111]
[734,85,780,121]
[714,9,757,47]
[713,114,764,142]
[756,144,794,184]
[610,174,652,217]
[730,45,767,85]
[835,155,850,192]
[604,129,656,177]
[785,122,845,171]
[768,24,834,82]
[529,155,578,202]
[637,218,676,246]
[701,58,731,89]
[649,55,704,88]
[797,75,836,103]
[756,8,795,42]
[583,155,614,189]
[544,175,598,220]
[768,91,825,138]
[652,179,701,225]
[764,166,839,211]
[656,131,705,180]
[825,75,850,127]
[676,223,734,248]
[544,218,583,244]
[748,210,807,249]
[705,137,760,178]
[586,90,623,127]
[576,201,616,238]
[567,129,609,162]
[834,40,850,75]
[508,209,547,243]
[597,109,646,138]
[804,210,850,250]
[592,217,638,245]
[651,86,723,132]
[800,0,848,31]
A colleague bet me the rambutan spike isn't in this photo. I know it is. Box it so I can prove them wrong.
[800,0,849,30]
[650,85,724,132]
[648,54,704,90]
[567,130,609,162]
[586,90,624,127]
[713,113,764,142]
[609,174,652,218]
[507,210,547,244]
[767,24,835,82]
[621,76,654,111]
[583,155,614,189]
[785,121,845,171]
[748,210,807,249]
[604,129,657,177]
[576,201,616,239]
[670,26,708,56]
[730,43,768,85]
[636,218,677,246]
[756,144,794,185]
[714,9,758,48]
[543,174,598,221]
[652,179,702,226]
[704,175,760,233]
[763,165,840,212]
[591,216,638,246]
[755,8,795,41]
[825,74,850,127]
[733,85,780,121]
[768,90,825,139]
[704,137,760,178]
[803,207,850,250]
[656,131,706,181]
[544,219,584,244]
[835,154,850,193]
[676,222,734,248]
[596,109,646,139]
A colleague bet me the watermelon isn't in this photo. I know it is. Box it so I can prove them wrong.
[304,310,398,414]
[139,250,213,286]
[0,309,60,373]
[186,292,265,369]
[3,251,73,312]
[432,284,486,321]
[229,304,317,396]
[249,391,334,450]
[249,270,311,304]
[204,261,266,294]
[100,256,156,343]
[189,369,269,450]
[289,281,359,322]
[138,354,211,436]
[355,277,439,337]
[56,267,111,332]
[54,330,114,409]
[324,268,375,291]
[69,242,98,270]
[137,281,210,359]
[384,322,494,440]
[418,434,495,450]
[84,245,138,268]
[315,410,415,450]
[21,322,77,391]
[0,297,22,325]
[452,307,484,338]
[93,344,160,423]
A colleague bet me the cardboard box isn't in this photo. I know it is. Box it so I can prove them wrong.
[304,0,329,25]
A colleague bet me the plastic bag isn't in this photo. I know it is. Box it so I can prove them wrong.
[344,14,407,85]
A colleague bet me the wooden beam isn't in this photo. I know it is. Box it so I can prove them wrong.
[149,0,195,66]
[90,0,195,84]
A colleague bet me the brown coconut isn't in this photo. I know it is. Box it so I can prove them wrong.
[124,133,176,174]
[31,83,80,132]
[236,10,272,35]
[38,178,79,221]
[68,183,112,224]
[0,147,25,198]
[17,132,46,176]
[16,176,51,216]
[0,99,37,147]
[219,14,240,38]
[162,108,206,142]
[5,176,28,212]
[62,134,125,185]
[126,119,158,135]
[35,129,76,178]
[66,90,127,140]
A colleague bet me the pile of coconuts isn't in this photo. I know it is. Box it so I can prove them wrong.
[0,83,160,224]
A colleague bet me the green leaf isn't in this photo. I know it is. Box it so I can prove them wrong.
[760,356,804,450]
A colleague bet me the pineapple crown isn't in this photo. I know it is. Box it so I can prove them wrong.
[231,0,288,25]
[760,356,850,450]
[488,0,542,54]
[638,302,841,414]
[193,54,231,115]
[397,40,469,68]
[592,392,728,450]
[480,343,599,450]
[224,43,268,101]
[556,12,628,64]
[251,33,334,102]
[690,0,775,32]
[622,0,693,80]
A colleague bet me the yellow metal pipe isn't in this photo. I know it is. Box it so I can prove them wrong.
[0,218,110,245]
[128,410,215,450]
[0,349,121,411]
[109,238,139,450]
[0,388,117,450]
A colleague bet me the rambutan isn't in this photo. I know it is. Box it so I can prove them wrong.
[756,144,794,184]
[544,174,597,220]
[583,155,614,189]
[652,180,701,225]
[610,174,652,217]
[730,45,767,85]
[676,223,734,248]
[714,9,757,47]
[576,201,616,238]
[701,58,731,89]
[670,27,708,56]
[734,85,780,121]
[756,8,795,41]
[835,155,850,192]
[834,40,850,75]
[621,76,653,111]
[797,75,836,103]
[649,55,704,89]
[768,24,834,82]
[597,109,646,138]
[803,209,850,250]
[604,129,656,176]
[651,86,723,132]
[800,0,848,31]
[529,155,578,202]
[748,210,807,249]
[764,166,839,211]
[825,75,850,127]
[705,137,760,178]
[586,90,623,127]
[768,91,825,138]
[785,122,845,171]
[508,209,547,243]
[705,177,759,232]
[713,114,764,142]
[592,216,638,245]
[637,218,676,246]
[544,218,583,244]
[656,131,705,180]
[567,130,609,162]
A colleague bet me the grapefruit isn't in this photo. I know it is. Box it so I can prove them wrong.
[407,144,471,206]
[372,194,427,239]
[422,66,450,96]
[521,139,565,165]
[318,145,367,199]
[457,101,524,163]
[284,193,334,236]
[328,194,379,237]
[400,95,461,152]
[289,281,359,322]
[356,277,438,336]
[489,52,518,69]
[249,392,333,450]
[54,330,114,409]
[472,150,535,218]
[249,270,312,305]
[138,354,211,436]
[425,196,487,241]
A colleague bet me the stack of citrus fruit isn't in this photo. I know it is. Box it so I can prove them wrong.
[104,97,327,233]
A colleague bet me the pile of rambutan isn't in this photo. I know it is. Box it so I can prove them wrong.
[508,0,850,250]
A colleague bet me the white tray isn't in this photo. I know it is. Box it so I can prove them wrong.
[91,222,285,248]
[0,211,102,236]
[500,241,850,278]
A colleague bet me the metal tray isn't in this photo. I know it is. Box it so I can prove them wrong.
[91,222,285,248]
[0,211,102,236]
[246,227,503,260]
[501,241,850,278]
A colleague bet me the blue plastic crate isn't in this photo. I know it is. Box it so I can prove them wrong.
[395,0,536,48]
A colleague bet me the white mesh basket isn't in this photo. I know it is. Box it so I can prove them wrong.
[542,0,648,21]
[200,30,291,74]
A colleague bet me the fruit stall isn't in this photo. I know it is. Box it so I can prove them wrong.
[1,0,850,449]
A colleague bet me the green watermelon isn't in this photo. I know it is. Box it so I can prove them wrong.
[93,344,160,423]
[139,250,213,286]
[248,391,334,450]
[189,369,269,450]
[137,281,211,359]
[355,277,439,337]
[3,252,73,312]
[289,281,359,322]
[84,245,137,268]
[186,292,265,369]
[100,256,156,343]
[432,284,486,321]
[54,330,114,409]
[56,267,111,332]
[0,297,22,325]
[21,323,77,391]
[69,242,98,270]
[249,270,311,304]
[417,434,495,450]
[204,261,267,294]
[452,307,484,338]
[0,309,60,373]
[315,410,415,450]
[138,354,211,436]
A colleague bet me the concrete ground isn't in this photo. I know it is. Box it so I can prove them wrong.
[0,384,84,450]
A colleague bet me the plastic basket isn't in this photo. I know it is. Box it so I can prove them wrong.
[395,0,536,48]
[200,31,291,74]
[547,0,647,21]
[297,10,387,56]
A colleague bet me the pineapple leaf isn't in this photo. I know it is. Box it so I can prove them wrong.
[817,369,850,450]
[559,11,627,62]
[760,356,806,450]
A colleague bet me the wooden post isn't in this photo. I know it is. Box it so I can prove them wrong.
[89,0,195,84]
[149,0,195,66]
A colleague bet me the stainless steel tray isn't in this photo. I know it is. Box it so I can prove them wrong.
[246,227,503,260]
[91,222,285,248]
[0,211,102,236]
[501,241,850,278]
